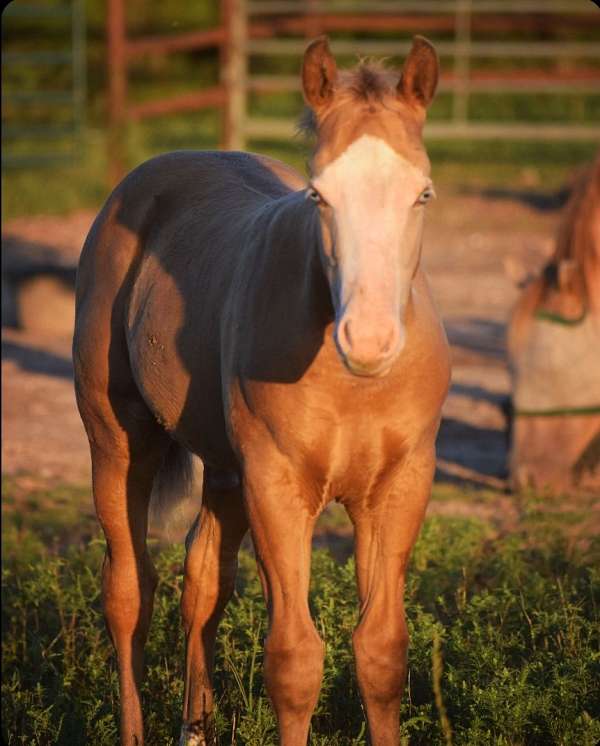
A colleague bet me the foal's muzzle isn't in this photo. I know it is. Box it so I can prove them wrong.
[335,316,405,378]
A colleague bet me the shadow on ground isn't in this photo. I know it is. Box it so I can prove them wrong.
[445,318,506,360]
[2,338,73,379]
[461,185,571,212]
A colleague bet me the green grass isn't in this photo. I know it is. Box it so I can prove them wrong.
[2,477,599,745]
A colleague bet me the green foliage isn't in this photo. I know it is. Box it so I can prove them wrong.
[2,479,599,745]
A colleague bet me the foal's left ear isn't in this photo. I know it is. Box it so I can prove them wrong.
[302,36,338,112]
[398,36,439,110]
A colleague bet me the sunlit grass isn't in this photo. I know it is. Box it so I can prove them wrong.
[2,478,599,744]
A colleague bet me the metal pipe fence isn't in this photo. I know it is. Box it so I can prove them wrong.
[2,0,87,169]
[239,0,600,147]
[103,0,598,164]
[4,1,598,176]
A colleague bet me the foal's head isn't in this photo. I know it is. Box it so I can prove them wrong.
[301,36,439,377]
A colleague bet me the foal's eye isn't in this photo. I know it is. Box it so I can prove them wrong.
[416,186,435,205]
[307,186,326,206]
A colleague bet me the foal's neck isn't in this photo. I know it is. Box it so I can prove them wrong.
[261,189,333,323]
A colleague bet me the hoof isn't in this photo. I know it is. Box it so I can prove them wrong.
[179,719,215,746]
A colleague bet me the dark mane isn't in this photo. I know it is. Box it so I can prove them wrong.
[297,106,318,138]
[297,60,397,137]
[342,61,395,102]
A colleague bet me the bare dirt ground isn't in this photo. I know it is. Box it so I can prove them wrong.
[2,191,561,518]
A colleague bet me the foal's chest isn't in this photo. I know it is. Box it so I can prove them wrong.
[230,326,449,499]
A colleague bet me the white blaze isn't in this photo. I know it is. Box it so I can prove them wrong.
[313,134,430,372]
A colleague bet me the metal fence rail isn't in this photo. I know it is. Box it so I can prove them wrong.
[236,0,600,148]
[101,0,599,173]
[3,1,599,176]
[2,0,86,169]
[41,0,584,180]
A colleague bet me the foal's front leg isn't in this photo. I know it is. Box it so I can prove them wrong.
[244,461,325,746]
[347,447,436,746]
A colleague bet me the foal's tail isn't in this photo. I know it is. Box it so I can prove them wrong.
[150,440,196,521]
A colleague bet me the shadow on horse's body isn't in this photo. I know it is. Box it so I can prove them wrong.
[73,36,450,746]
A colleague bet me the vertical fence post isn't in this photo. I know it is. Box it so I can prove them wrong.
[107,0,127,184]
[453,0,471,128]
[72,0,86,163]
[221,0,247,151]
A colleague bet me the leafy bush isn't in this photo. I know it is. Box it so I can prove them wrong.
[2,483,599,745]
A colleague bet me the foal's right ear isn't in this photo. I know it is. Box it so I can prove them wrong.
[302,36,337,112]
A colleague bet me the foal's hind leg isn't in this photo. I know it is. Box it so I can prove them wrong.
[180,469,248,746]
[347,446,436,746]
[78,387,170,746]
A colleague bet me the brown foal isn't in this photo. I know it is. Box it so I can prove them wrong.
[73,36,450,745]
[507,153,600,491]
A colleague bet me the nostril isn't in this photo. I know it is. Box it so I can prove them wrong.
[340,318,353,350]
[380,325,397,356]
